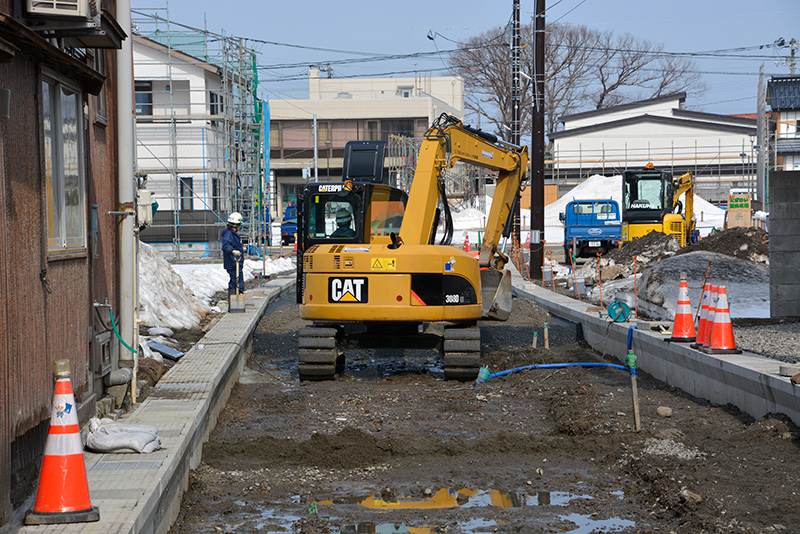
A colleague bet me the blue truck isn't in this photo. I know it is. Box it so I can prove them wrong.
[559,199,622,260]
[280,205,298,246]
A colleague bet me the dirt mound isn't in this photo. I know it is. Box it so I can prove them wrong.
[606,231,681,266]
[677,226,769,263]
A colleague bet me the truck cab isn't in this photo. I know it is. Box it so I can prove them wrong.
[560,199,621,259]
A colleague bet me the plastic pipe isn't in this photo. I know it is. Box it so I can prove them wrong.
[103,367,133,387]
[488,361,630,379]
[627,325,637,352]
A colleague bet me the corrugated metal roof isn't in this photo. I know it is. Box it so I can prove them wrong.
[776,138,800,155]
[768,76,800,110]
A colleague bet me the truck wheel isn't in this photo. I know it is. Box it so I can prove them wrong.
[442,325,481,381]
[298,326,341,381]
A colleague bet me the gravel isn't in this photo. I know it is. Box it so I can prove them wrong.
[734,322,800,364]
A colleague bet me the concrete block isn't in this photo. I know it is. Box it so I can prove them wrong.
[770,299,800,319]
[768,283,800,301]
[770,251,800,269]
[107,384,128,409]
[768,238,800,252]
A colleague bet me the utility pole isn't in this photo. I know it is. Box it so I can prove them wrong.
[529,0,545,281]
[511,0,522,245]
[313,114,319,181]
[757,65,767,210]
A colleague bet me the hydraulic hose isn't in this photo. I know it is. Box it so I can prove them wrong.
[109,308,138,354]
[488,362,631,380]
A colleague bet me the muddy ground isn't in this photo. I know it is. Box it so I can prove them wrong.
[169,294,799,534]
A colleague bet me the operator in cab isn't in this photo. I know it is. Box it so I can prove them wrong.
[330,208,356,238]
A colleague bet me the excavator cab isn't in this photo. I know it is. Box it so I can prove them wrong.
[621,167,692,246]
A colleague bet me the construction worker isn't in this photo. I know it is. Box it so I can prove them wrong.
[222,212,245,295]
[330,207,356,238]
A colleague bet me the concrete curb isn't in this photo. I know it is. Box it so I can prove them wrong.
[16,277,295,534]
[511,274,800,426]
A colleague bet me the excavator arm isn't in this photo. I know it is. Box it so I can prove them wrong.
[399,114,529,268]
[673,171,696,242]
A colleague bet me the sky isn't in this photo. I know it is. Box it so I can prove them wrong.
[131,0,799,120]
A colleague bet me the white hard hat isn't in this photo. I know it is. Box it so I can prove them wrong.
[336,208,352,226]
[227,212,243,225]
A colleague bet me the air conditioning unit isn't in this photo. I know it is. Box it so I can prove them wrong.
[26,0,99,18]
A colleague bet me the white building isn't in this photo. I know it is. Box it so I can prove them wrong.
[268,67,465,218]
[549,93,759,202]
[133,35,263,257]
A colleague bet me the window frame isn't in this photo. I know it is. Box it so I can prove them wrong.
[92,51,108,126]
[42,71,87,257]
[179,176,194,212]
[135,80,153,118]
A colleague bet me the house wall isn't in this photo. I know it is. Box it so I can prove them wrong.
[134,40,225,212]
[553,122,754,174]
[0,14,120,524]
[563,98,680,130]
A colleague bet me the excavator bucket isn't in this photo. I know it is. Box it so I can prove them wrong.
[481,269,513,321]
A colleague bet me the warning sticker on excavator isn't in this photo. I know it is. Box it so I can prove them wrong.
[371,258,396,271]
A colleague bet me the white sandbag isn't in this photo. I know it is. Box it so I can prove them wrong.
[83,417,161,453]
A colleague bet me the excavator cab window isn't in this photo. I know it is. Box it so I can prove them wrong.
[623,171,670,223]
[367,186,407,240]
[307,192,360,241]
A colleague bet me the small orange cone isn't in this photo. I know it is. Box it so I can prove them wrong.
[293,233,298,252]
[463,234,470,252]
[706,286,742,354]
[26,360,99,525]
[691,284,712,349]
[666,272,696,342]
[699,285,719,349]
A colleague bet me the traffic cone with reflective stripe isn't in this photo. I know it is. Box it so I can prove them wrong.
[26,360,99,525]
[293,233,298,252]
[463,234,470,252]
[691,284,712,349]
[666,272,696,342]
[706,286,742,354]
[699,285,719,350]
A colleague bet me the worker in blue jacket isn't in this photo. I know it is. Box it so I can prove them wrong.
[222,212,245,295]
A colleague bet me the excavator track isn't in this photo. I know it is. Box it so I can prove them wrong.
[442,324,481,381]
[298,326,342,381]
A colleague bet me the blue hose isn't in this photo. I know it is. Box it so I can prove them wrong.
[489,362,631,380]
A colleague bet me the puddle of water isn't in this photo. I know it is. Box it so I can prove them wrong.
[332,524,436,534]
[319,487,593,511]
[561,512,636,533]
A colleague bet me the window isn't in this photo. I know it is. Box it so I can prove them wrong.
[179,177,193,211]
[92,51,107,124]
[135,81,152,116]
[43,75,86,253]
[317,121,330,147]
[269,121,282,148]
[307,193,358,239]
[212,178,220,212]
[366,120,379,141]
[209,91,223,126]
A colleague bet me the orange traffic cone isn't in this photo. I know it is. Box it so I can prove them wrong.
[463,234,470,252]
[699,285,719,349]
[706,286,742,354]
[691,284,712,349]
[293,233,298,252]
[666,272,696,342]
[26,360,99,525]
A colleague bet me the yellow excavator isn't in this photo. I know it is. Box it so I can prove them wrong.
[295,113,529,380]
[621,164,697,247]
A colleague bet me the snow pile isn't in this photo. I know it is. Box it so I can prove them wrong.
[138,243,211,330]
[452,208,488,231]
[138,242,295,329]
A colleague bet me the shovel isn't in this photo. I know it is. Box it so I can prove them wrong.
[229,253,246,313]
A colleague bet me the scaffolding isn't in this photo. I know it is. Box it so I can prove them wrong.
[132,7,268,259]
[387,134,489,214]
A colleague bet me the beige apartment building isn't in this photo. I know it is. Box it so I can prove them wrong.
[268,67,465,219]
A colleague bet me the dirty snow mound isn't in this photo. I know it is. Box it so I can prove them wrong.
[677,227,769,264]
[138,242,211,329]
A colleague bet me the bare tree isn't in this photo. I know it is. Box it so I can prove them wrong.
[449,23,706,143]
